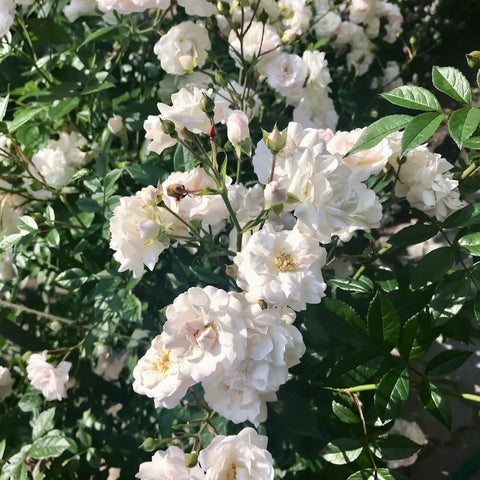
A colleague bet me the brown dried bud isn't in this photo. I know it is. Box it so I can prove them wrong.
[166,183,189,201]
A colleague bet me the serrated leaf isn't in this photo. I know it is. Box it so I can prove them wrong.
[330,276,374,294]
[420,380,451,428]
[398,311,434,362]
[320,438,363,465]
[410,247,455,288]
[55,268,90,289]
[347,115,412,155]
[78,25,125,49]
[448,107,480,148]
[17,215,38,233]
[458,232,480,255]
[7,106,44,133]
[0,446,30,480]
[425,349,472,375]
[443,203,480,228]
[400,112,445,157]
[432,66,472,105]
[324,297,366,332]
[30,435,70,459]
[389,223,438,248]
[18,392,43,412]
[347,468,409,480]
[32,407,56,440]
[332,398,360,424]
[371,434,421,460]
[46,229,60,248]
[367,292,401,347]
[381,86,441,112]
[0,94,9,122]
[375,368,409,420]
[430,272,469,325]
[49,97,80,120]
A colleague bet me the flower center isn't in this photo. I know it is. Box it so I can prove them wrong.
[273,251,297,272]
[153,350,171,374]
[225,462,237,480]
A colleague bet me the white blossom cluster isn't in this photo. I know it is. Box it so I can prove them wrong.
[133,286,305,425]
[136,428,273,480]
[27,131,93,199]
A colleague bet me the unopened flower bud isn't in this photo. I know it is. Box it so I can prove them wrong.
[139,438,161,452]
[208,123,217,139]
[225,264,238,278]
[161,119,178,137]
[282,29,296,44]
[185,453,198,468]
[466,50,480,69]
[200,93,215,118]
[264,181,287,206]
[107,115,123,134]
[214,70,229,88]
[262,125,287,154]
[226,110,250,146]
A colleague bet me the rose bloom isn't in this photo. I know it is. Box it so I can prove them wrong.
[63,0,96,22]
[109,185,183,278]
[198,428,274,480]
[228,21,281,64]
[279,0,312,36]
[177,0,216,17]
[258,52,307,106]
[0,0,15,38]
[0,366,14,401]
[234,224,327,311]
[313,10,341,37]
[132,335,194,408]
[136,446,204,480]
[154,21,211,75]
[162,286,248,383]
[26,351,71,401]
[293,85,339,130]
[303,50,332,89]
[97,0,169,14]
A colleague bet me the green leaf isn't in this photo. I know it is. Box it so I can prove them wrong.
[410,247,455,288]
[46,229,60,249]
[173,145,197,171]
[367,292,401,347]
[330,276,374,294]
[430,272,469,324]
[332,396,360,424]
[25,18,70,44]
[347,468,409,480]
[432,66,472,105]
[420,380,451,428]
[475,290,480,323]
[76,198,100,213]
[18,392,43,412]
[425,349,473,375]
[477,69,480,88]
[30,435,70,459]
[458,232,480,255]
[389,223,438,248]
[398,311,434,362]
[55,268,90,289]
[49,97,80,120]
[371,434,421,460]
[320,438,363,465]
[443,203,480,228]
[0,446,30,480]
[324,297,366,332]
[381,86,441,112]
[463,135,480,149]
[7,107,44,133]
[375,368,409,420]
[31,407,56,440]
[347,115,412,155]
[448,107,480,148]
[82,72,116,95]
[0,438,5,461]
[0,94,9,122]
[400,112,445,157]
[78,25,126,49]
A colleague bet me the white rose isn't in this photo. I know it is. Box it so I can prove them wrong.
[258,52,307,105]
[198,428,274,480]
[136,446,204,480]
[132,335,194,409]
[0,366,14,401]
[31,147,74,189]
[109,185,181,278]
[228,21,281,64]
[97,0,169,14]
[313,10,341,37]
[26,351,71,401]
[154,21,211,75]
[63,0,97,22]
[143,115,178,155]
[302,50,332,89]
[234,224,327,311]
[177,0,216,16]
[162,286,248,383]
[279,0,312,35]
[293,85,339,130]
